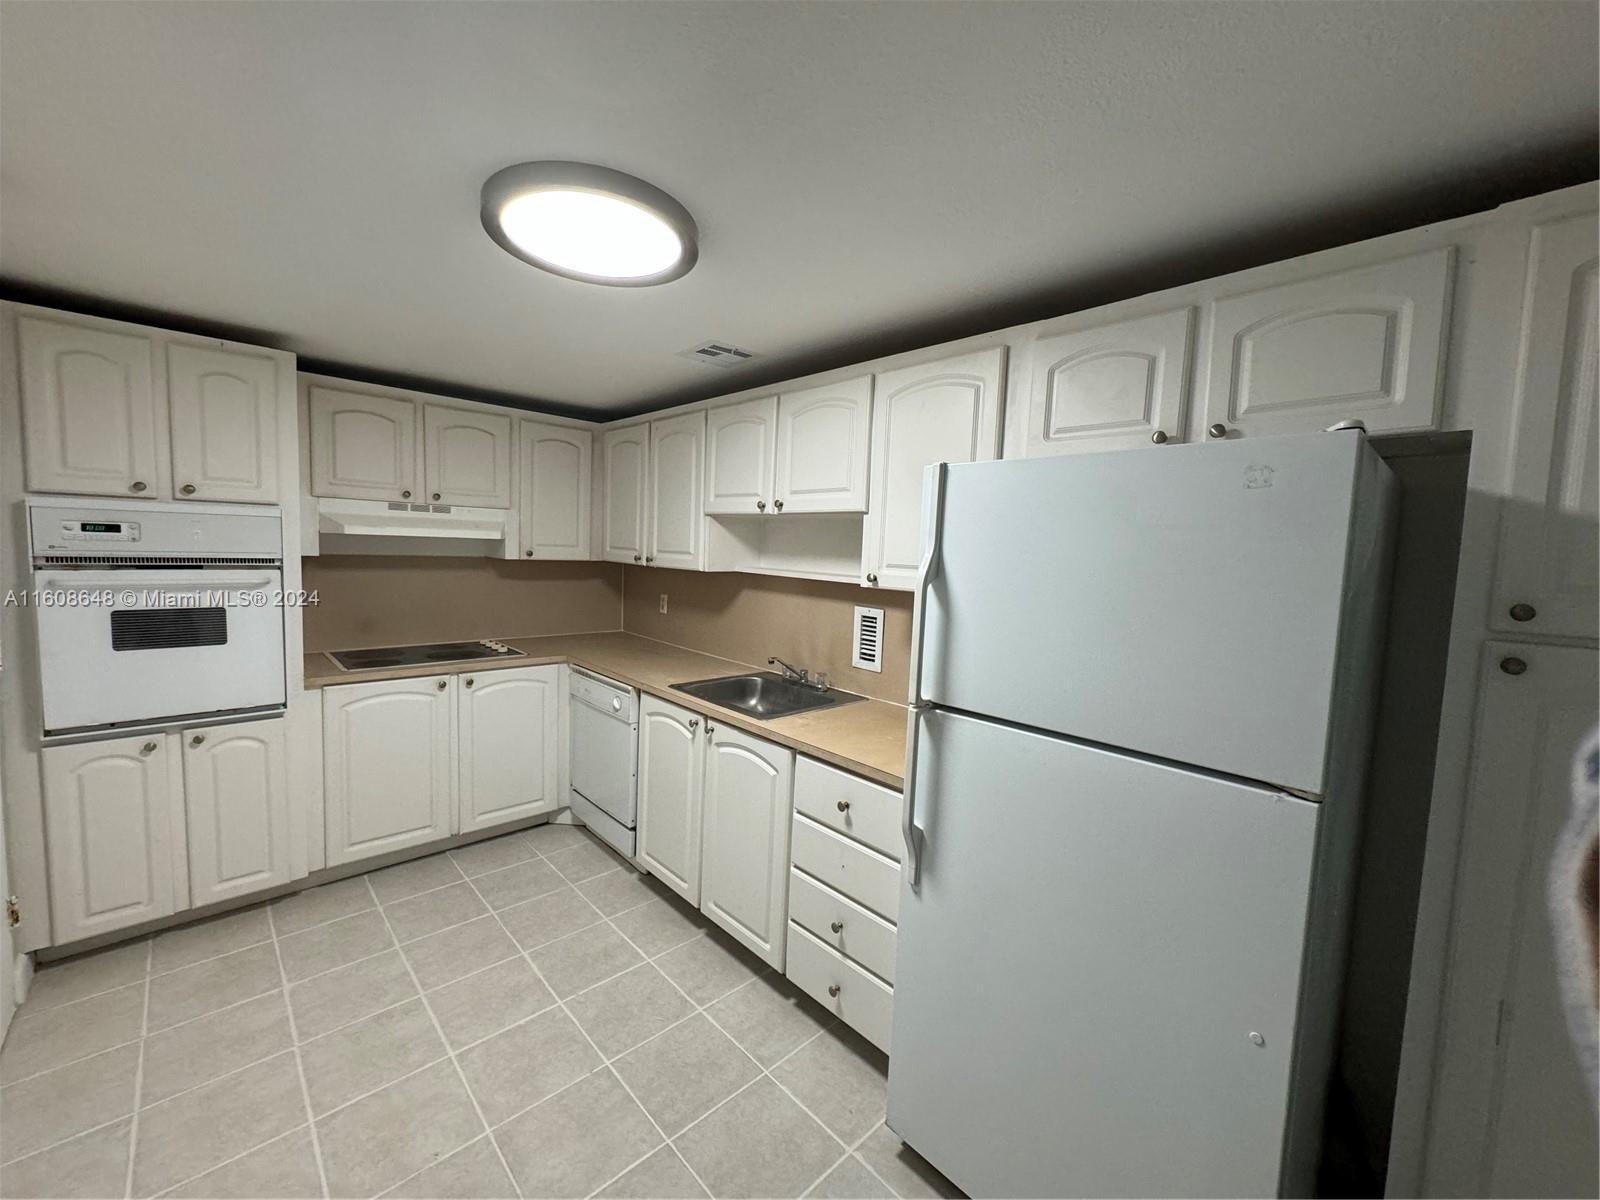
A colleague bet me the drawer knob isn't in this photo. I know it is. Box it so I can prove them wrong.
[1509,602,1537,622]
[1500,656,1528,676]
[827,983,841,998]
[830,920,843,933]
[432,492,442,501]
[129,480,147,493]
[836,799,850,813]
[180,483,196,495]
[401,490,412,499]
[1208,423,1229,439]
[1151,430,1169,445]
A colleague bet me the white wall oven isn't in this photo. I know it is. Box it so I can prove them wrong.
[28,498,287,736]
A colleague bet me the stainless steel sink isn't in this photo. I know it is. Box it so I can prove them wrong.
[670,672,863,720]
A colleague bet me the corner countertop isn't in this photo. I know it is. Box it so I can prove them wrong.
[302,632,907,790]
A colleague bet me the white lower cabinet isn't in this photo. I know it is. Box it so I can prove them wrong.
[635,695,794,968]
[43,734,177,943]
[182,718,291,907]
[458,666,560,833]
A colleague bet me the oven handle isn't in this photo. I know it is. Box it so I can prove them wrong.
[35,569,282,593]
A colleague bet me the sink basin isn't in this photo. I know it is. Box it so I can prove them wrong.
[671,672,864,720]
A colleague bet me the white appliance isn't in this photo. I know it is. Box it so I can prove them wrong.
[568,668,639,857]
[28,498,287,737]
[315,496,510,542]
[886,432,1396,1199]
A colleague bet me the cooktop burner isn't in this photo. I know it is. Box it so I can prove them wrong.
[328,640,523,671]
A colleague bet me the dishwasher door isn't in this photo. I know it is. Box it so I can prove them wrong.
[569,671,638,856]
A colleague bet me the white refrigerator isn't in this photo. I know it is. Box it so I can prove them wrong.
[885,431,1396,1199]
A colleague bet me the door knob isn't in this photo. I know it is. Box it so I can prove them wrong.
[129,481,147,493]
[836,799,850,812]
[1151,430,1169,445]
[189,734,205,747]
[180,483,196,495]
[1207,423,1229,439]
[830,920,843,933]
[401,490,412,499]
[436,679,448,690]
[1509,603,1537,622]
[1500,656,1528,676]
[827,984,840,998]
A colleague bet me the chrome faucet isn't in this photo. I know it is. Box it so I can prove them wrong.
[769,656,828,691]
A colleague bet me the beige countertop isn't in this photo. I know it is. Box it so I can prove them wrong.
[302,631,907,789]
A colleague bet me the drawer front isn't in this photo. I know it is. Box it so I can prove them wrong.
[791,814,901,922]
[786,922,893,1053]
[788,869,897,984]
[793,756,902,861]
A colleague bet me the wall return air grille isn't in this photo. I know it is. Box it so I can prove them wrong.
[853,605,883,672]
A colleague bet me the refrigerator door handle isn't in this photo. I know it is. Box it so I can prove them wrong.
[902,462,946,889]
[902,701,927,887]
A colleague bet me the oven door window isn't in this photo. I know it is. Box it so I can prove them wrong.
[111,606,228,651]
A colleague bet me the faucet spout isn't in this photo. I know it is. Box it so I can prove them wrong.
[768,656,828,691]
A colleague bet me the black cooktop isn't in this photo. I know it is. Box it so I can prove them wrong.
[328,640,523,671]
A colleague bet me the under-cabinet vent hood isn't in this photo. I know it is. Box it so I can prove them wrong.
[316,497,509,540]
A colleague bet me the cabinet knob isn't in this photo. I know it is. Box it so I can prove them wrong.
[1500,656,1528,676]
[129,481,147,493]
[189,734,205,747]
[1151,430,1169,445]
[525,550,535,558]
[827,983,841,998]
[830,920,843,934]
[465,677,474,688]
[865,573,878,586]
[140,741,158,755]
[836,799,850,812]
[1208,423,1229,440]
[180,483,197,495]
[431,492,442,501]
[688,718,699,731]
[633,554,642,563]
[436,679,448,690]
[1509,603,1537,622]
[773,499,784,512]
[645,555,654,564]
[401,490,412,499]
[756,499,766,511]
[705,723,715,736]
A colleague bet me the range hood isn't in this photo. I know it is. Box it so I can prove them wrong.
[316,497,509,540]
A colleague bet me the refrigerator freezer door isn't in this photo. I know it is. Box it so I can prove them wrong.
[887,709,1319,1198]
[922,433,1382,794]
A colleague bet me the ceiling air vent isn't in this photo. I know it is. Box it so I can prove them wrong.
[853,605,884,673]
[678,340,758,369]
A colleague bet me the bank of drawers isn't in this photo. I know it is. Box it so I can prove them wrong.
[785,756,901,1052]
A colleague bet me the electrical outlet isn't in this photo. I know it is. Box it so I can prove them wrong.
[659,593,669,614]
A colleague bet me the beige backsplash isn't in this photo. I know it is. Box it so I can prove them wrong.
[621,566,912,704]
[302,556,623,651]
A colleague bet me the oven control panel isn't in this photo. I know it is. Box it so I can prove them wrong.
[57,520,142,543]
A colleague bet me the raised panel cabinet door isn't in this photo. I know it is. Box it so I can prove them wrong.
[18,316,163,498]
[1023,308,1193,456]
[602,425,649,564]
[323,676,454,865]
[705,396,778,515]
[700,725,793,968]
[182,718,291,906]
[865,348,1005,589]
[458,665,560,833]
[519,420,592,559]
[167,344,281,504]
[775,376,873,513]
[424,404,513,507]
[43,734,176,943]
[309,387,418,501]
[1492,213,1599,641]
[649,411,706,569]
[636,695,704,905]
[1202,247,1453,438]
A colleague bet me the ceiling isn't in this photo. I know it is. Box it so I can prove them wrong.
[1,1,1595,418]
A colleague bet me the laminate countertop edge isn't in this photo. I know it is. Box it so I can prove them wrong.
[302,631,907,790]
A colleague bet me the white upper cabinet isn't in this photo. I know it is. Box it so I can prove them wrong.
[775,376,873,513]
[1201,247,1453,439]
[602,424,650,564]
[19,316,162,499]
[309,386,419,502]
[182,718,290,907]
[700,724,793,968]
[649,411,705,570]
[42,734,175,943]
[636,695,704,905]
[457,665,560,833]
[1493,214,1598,641]
[705,396,778,515]
[519,420,592,560]
[864,348,1005,589]
[423,403,512,507]
[1023,308,1193,455]
[167,344,280,504]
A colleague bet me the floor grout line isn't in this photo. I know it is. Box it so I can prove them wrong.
[363,873,526,1200]
[150,1122,314,1200]
[119,940,152,1200]
[266,902,333,1200]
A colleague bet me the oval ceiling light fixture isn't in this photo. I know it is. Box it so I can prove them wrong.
[481,161,698,286]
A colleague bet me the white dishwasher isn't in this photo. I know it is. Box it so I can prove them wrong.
[568,668,639,857]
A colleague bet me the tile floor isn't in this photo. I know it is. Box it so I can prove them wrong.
[0,824,961,1200]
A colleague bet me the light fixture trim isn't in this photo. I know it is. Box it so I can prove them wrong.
[481,161,699,287]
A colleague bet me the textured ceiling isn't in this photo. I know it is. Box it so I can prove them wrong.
[1,0,1595,416]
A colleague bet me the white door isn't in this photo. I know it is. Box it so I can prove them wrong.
[18,316,163,499]
[1492,214,1598,641]
[423,404,513,507]
[1023,308,1193,455]
[1423,643,1599,1198]
[323,676,454,865]
[458,665,561,833]
[167,344,280,504]
[0,754,11,1039]
[649,411,705,569]
[700,725,793,968]
[704,396,777,515]
[1201,247,1453,439]
[308,386,419,502]
[602,424,649,564]
[775,376,872,512]
[636,695,704,904]
[519,420,592,559]
[864,348,1005,590]
[43,734,177,943]
[182,717,291,906]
